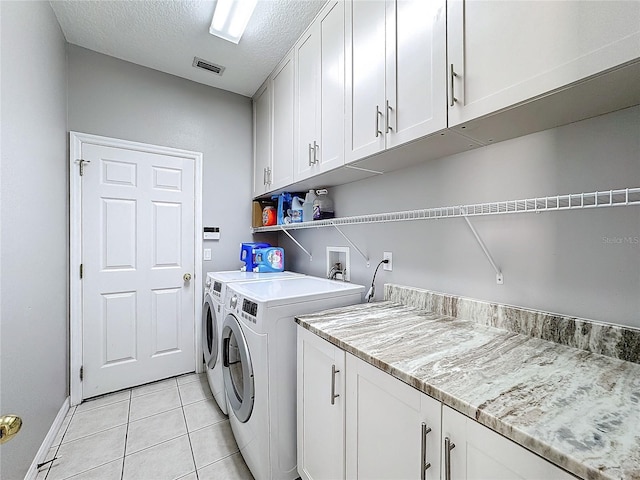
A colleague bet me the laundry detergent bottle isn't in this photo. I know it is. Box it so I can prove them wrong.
[313,189,335,220]
[302,189,316,222]
[290,196,303,223]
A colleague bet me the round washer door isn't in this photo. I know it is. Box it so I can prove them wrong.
[202,293,218,369]
[222,314,254,423]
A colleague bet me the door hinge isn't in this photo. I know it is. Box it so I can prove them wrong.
[78,159,91,176]
[80,366,84,381]
[80,264,83,279]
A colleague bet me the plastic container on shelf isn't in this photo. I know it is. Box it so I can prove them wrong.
[313,189,335,220]
[290,196,303,223]
[302,189,316,222]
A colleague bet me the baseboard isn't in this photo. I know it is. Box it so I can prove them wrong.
[24,397,69,480]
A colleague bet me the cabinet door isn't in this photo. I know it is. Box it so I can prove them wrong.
[253,80,271,198]
[346,0,387,163]
[386,0,447,148]
[318,0,345,174]
[294,24,320,182]
[297,327,346,480]
[271,52,295,189]
[345,354,441,480]
[447,0,640,127]
[442,406,575,480]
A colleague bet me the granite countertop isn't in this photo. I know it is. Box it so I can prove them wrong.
[296,299,640,480]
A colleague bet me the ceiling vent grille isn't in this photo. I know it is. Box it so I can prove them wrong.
[193,57,225,76]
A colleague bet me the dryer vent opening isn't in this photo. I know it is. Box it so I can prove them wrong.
[193,57,225,76]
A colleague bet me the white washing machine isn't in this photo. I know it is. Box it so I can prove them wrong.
[202,270,304,414]
[221,277,364,480]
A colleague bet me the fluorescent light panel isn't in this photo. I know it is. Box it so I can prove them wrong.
[210,0,258,44]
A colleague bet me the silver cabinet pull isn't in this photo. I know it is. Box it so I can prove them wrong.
[266,167,272,186]
[385,99,393,133]
[444,436,456,480]
[420,423,432,480]
[263,167,267,186]
[375,105,383,137]
[331,364,340,405]
[308,143,314,166]
[450,64,458,107]
[313,141,319,164]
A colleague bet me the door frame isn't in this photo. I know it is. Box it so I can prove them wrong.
[69,131,203,406]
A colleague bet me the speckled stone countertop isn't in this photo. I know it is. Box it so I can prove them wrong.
[295,286,640,480]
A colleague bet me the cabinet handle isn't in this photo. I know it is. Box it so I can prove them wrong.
[444,436,456,480]
[375,105,383,138]
[267,167,272,185]
[420,423,432,480]
[308,143,313,166]
[330,364,340,405]
[385,100,393,133]
[450,64,458,107]
[313,141,319,164]
[263,167,267,186]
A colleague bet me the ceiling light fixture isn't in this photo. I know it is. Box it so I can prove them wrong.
[209,0,258,44]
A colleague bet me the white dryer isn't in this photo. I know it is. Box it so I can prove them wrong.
[202,270,303,414]
[221,277,364,480]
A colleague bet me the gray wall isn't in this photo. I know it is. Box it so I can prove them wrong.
[66,45,253,282]
[0,2,69,479]
[281,106,640,328]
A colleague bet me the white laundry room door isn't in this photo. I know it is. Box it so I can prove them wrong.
[79,141,197,399]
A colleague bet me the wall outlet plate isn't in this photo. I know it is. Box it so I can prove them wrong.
[383,252,393,271]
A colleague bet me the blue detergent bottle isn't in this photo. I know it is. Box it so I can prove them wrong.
[240,242,270,271]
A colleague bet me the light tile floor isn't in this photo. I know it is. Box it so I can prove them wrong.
[36,373,253,480]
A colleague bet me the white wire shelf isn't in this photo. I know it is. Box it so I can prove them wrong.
[252,187,640,233]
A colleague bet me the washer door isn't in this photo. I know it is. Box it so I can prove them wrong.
[202,293,218,369]
[222,314,254,423]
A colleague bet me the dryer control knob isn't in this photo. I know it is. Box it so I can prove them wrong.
[230,295,238,309]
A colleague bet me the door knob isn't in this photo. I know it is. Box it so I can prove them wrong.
[0,415,22,444]
[183,273,192,282]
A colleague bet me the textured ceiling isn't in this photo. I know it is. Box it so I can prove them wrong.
[50,0,326,97]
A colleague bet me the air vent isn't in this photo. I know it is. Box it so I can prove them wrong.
[193,57,225,76]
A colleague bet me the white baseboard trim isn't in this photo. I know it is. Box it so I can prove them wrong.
[24,397,70,480]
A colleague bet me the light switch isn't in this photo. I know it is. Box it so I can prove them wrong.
[204,249,212,261]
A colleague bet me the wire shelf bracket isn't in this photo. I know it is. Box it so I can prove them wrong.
[280,226,312,261]
[330,222,370,268]
[461,209,503,285]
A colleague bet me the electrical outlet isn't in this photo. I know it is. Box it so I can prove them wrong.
[383,252,392,271]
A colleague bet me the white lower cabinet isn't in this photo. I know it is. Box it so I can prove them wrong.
[442,406,575,480]
[297,329,576,480]
[297,326,346,480]
[345,353,441,480]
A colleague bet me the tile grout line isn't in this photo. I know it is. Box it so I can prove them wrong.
[177,382,201,480]
[120,389,132,480]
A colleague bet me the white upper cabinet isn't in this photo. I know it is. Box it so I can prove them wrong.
[252,80,271,198]
[271,51,295,190]
[347,0,387,161]
[447,0,640,128]
[386,0,447,148]
[295,0,346,182]
[346,0,447,163]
